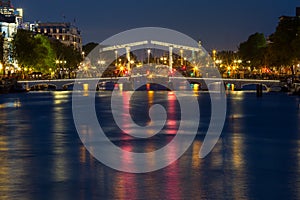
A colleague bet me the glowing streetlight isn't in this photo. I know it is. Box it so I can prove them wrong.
[147,49,151,65]
[180,49,184,65]
[115,50,118,66]
[212,49,217,61]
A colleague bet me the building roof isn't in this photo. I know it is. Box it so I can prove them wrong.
[0,0,12,8]
[38,22,72,27]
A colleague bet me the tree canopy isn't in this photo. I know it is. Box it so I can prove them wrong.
[12,29,82,75]
[238,32,267,67]
[267,16,300,67]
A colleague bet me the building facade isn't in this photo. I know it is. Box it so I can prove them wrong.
[0,0,23,73]
[36,22,82,52]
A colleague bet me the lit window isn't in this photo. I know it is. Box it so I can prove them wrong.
[44,28,47,33]
[56,28,59,33]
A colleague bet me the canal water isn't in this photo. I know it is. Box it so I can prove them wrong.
[0,91,299,199]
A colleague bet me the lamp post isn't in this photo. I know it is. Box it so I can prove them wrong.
[147,49,151,65]
[233,59,242,78]
[212,49,217,68]
[180,49,184,66]
[56,59,67,79]
[115,50,118,67]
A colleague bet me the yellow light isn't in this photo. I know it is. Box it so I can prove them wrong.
[83,83,89,91]
[118,83,123,92]
[0,63,2,70]
[120,66,124,71]
[193,84,199,91]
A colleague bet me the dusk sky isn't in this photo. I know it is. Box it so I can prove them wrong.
[12,0,299,51]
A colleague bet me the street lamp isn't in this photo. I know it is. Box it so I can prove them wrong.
[233,59,242,78]
[56,59,67,79]
[180,49,184,65]
[212,50,217,61]
[115,50,118,66]
[147,49,151,65]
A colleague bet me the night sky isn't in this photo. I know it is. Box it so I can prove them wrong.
[12,0,299,51]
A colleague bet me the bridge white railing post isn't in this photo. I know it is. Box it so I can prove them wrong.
[126,46,131,73]
[169,46,173,71]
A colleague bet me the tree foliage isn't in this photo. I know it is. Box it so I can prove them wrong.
[82,42,98,56]
[12,29,46,70]
[12,29,82,74]
[267,16,300,67]
[238,32,267,67]
[51,39,82,71]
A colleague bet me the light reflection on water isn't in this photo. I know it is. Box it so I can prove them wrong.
[0,91,299,199]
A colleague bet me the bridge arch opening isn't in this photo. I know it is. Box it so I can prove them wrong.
[241,83,268,91]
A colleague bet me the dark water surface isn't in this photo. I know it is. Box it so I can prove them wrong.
[0,91,299,200]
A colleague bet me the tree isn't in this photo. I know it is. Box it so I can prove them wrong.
[34,34,56,73]
[12,29,37,69]
[82,42,98,56]
[51,39,82,75]
[238,32,267,68]
[268,16,300,67]
[12,30,52,73]
[12,29,82,78]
